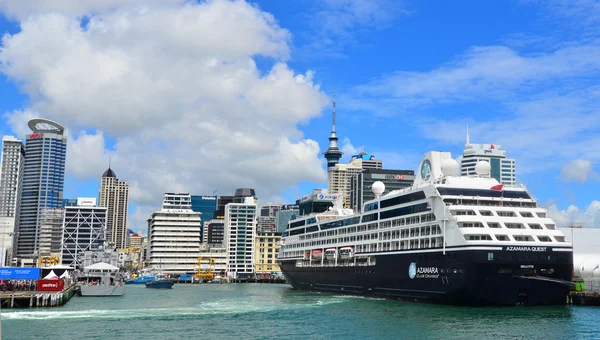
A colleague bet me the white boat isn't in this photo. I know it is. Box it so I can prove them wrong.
[79,262,125,296]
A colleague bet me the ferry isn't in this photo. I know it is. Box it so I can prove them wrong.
[277,151,573,306]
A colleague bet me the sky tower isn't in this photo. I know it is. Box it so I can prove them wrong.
[323,88,343,171]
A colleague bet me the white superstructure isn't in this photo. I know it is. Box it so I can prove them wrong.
[280,151,567,262]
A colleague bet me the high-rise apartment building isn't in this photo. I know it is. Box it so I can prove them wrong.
[98,167,129,250]
[350,169,414,212]
[328,159,363,209]
[61,198,106,269]
[224,189,258,279]
[148,193,202,274]
[0,136,24,266]
[15,118,67,259]
[461,133,516,185]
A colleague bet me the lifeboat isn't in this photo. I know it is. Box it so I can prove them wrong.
[339,246,354,260]
[311,249,323,260]
[324,248,338,260]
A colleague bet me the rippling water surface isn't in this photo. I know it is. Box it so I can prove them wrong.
[3,284,599,339]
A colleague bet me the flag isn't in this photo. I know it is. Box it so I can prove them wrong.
[491,184,503,191]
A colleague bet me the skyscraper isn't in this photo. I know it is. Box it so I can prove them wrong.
[323,90,343,171]
[98,166,130,250]
[15,118,67,259]
[328,159,363,209]
[224,189,258,279]
[0,136,24,266]
[191,195,217,240]
[461,130,516,185]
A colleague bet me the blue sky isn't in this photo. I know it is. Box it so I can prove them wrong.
[0,0,599,230]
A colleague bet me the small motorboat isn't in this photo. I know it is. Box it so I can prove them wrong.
[145,274,174,289]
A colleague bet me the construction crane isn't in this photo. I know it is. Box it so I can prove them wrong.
[195,257,216,282]
[38,256,60,267]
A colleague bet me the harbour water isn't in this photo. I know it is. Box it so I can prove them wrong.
[3,284,600,339]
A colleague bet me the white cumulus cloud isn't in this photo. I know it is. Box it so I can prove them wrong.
[0,0,329,229]
[547,200,600,228]
[561,159,598,183]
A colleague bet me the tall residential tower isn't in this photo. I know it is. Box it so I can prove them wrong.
[98,166,130,250]
[15,119,67,259]
[0,136,25,265]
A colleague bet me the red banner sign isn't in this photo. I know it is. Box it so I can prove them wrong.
[28,133,41,139]
[37,279,64,291]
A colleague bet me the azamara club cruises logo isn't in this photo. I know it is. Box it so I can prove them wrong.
[408,262,417,279]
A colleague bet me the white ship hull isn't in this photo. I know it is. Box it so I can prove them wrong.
[79,284,125,296]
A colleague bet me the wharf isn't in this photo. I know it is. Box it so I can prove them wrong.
[568,291,600,306]
[0,284,76,309]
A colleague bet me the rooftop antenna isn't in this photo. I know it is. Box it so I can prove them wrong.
[332,85,337,133]
[466,123,470,145]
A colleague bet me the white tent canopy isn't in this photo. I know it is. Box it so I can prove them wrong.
[43,270,59,280]
[84,262,119,272]
[45,265,73,270]
[59,270,70,278]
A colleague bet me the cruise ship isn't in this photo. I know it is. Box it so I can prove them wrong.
[277,151,573,306]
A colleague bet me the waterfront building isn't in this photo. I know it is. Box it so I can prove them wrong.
[275,204,299,233]
[328,159,363,209]
[350,152,383,169]
[323,91,343,171]
[0,136,25,266]
[224,189,258,278]
[296,190,338,216]
[257,216,277,233]
[191,195,217,240]
[350,169,415,212]
[203,218,225,245]
[15,119,67,259]
[38,208,65,257]
[61,198,107,269]
[98,167,129,250]
[461,132,516,185]
[254,232,281,275]
[214,196,234,219]
[148,193,202,274]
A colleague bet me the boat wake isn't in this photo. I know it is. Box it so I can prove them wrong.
[3,295,352,321]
